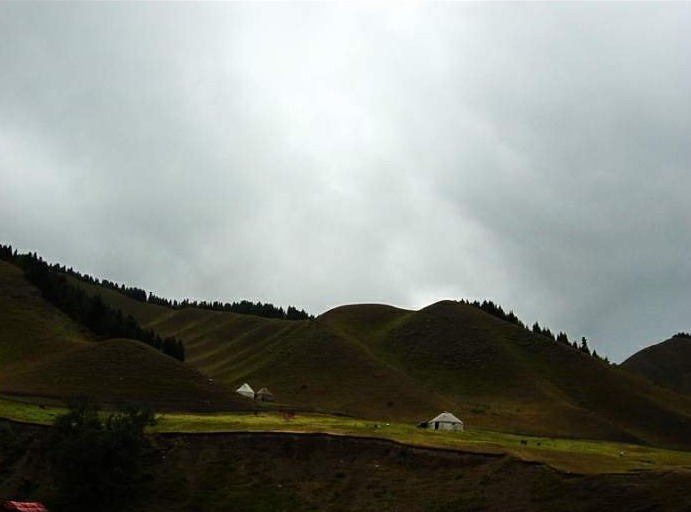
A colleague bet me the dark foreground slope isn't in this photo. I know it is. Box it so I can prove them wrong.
[621,335,691,395]
[2,425,691,512]
[67,276,691,449]
[0,261,247,411]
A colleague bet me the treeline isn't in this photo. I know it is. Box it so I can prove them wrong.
[460,299,609,364]
[673,332,691,339]
[59,261,312,321]
[0,244,185,361]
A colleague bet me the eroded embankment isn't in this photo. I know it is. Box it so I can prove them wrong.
[120,432,691,512]
[2,426,691,512]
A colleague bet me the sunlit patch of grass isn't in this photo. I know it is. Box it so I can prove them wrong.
[153,410,691,474]
[2,396,691,475]
[0,395,62,424]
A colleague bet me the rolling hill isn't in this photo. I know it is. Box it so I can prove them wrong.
[62,276,455,420]
[63,271,691,449]
[0,260,93,370]
[4,253,691,449]
[0,261,248,411]
[320,301,691,447]
[621,335,691,395]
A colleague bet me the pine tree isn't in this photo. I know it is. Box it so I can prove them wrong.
[580,336,591,355]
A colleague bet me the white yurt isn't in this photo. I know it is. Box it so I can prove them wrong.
[428,411,464,431]
[236,383,255,399]
[255,387,275,402]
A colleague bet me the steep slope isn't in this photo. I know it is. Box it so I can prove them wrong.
[621,335,691,395]
[0,260,93,370]
[0,261,248,411]
[67,275,691,448]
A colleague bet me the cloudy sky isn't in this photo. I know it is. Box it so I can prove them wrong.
[2,2,690,362]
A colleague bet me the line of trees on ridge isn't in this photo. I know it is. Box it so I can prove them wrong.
[1,244,312,321]
[0,244,185,361]
[57,259,312,321]
[459,299,610,363]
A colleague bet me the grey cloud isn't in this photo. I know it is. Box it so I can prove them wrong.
[2,3,690,361]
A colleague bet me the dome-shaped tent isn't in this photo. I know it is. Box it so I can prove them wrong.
[236,383,255,399]
[428,411,463,431]
[255,387,275,402]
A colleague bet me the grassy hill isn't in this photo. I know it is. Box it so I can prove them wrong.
[621,335,691,395]
[64,276,455,420]
[0,339,243,411]
[0,260,93,370]
[64,275,691,449]
[5,253,691,449]
[0,261,248,411]
[321,301,691,447]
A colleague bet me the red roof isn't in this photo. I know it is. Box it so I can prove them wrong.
[2,502,50,512]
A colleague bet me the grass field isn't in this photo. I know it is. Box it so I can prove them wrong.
[153,412,691,474]
[2,395,690,475]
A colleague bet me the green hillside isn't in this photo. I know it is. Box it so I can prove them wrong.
[322,301,691,447]
[0,261,248,411]
[621,335,691,395]
[0,260,93,370]
[5,253,691,449]
[0,339,242,411]
[66,275,691,449]
[65,276,455,419]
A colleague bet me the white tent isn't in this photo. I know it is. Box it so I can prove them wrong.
[255,387,275,402]
[428,411,464,431]
[236,383,255,399]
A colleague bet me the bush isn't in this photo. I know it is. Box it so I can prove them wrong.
[48,396,157,511]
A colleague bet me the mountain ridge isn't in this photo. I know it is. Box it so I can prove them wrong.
[60,270,691,448]
[2,249,691,449]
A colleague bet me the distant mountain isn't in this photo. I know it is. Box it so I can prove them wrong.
[621,334,691,395]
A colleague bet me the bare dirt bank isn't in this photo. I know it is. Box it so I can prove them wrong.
[2,425,691,512]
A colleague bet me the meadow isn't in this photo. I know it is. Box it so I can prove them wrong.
[3,394,690,475]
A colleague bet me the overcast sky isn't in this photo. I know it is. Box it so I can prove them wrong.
[2,3,690,362]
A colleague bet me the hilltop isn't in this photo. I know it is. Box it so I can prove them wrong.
[621,334,691,395]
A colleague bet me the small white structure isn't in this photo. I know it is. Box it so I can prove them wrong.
[428,411,464,431]
[255,387,275,402]
[236,383,255,399]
